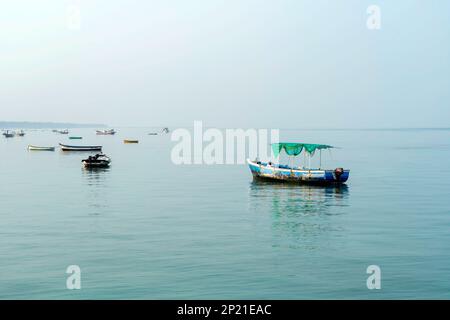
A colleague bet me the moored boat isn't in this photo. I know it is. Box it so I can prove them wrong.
[69,136,83,139]
[96,129,116,135]
[124,139,139,144]
[248,143,349,185]
[82,154,111,168]
[60,143,102,151]
[57,129,69,134]
[16,130,25,137]
[28,145,56,151]
[3,130,15,138]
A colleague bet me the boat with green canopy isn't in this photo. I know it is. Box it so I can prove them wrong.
[247,142,349,185]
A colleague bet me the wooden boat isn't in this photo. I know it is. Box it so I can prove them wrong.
[247,143,349,185]
[28,145,56,151]
[69,136,83,139]
[124,139,139,144]
[2,130,15,138]
[60,143,102,151]
[96,129,116,135]
[82,154,111,168]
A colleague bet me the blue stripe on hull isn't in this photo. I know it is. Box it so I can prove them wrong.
[247,161,349,184]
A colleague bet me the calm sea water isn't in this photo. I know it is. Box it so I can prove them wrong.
[1,128,450,299]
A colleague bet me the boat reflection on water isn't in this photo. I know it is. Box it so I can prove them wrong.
[248,180,350,249]
[81,167,111,216]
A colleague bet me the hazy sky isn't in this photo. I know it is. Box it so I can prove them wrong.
[1,1,449,128]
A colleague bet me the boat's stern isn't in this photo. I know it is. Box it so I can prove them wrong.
[324,169,350,183]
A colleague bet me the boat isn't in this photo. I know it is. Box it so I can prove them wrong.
[59,143,102,151]
[28,145,56,151]
[16,130,25,137]
[56,129,69,134]
[124,139,139,144]
[2,130,15,138]
[148,132,158,136]
[82,154,111,168]
[247,142,350,185]
[69,136,83,139]
[96,129,116,135]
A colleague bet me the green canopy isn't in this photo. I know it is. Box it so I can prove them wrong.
[271,142,333,157]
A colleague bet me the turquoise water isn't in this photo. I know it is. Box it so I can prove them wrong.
[1,128,450,299]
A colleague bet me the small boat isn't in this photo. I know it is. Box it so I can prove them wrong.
[124,139,139,144]
[96,129,116,135]
[28,145,56,151]
[82,154,111,168]
[60,143,102,151]
[16,130,26,137]
[56,129,69,134]
[247,143,350,185]
[69,136,83,139]
[3,130,15,138]
[148,132,158,136]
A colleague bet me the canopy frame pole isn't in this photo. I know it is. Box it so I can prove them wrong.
[319,150,322,169]
[308,152,311,170]
[304,151,306,169]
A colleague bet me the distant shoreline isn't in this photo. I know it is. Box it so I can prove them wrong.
[0,121,107,129]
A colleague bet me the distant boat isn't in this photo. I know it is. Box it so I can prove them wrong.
[96,129,116,135]
[69,136,83,139]
[3,130,15,138]
[60,143,102,151]
[124,139,139,144]
[148,132,158,136]
[248,142,350,185]
[16,130,25,137]
[82,154,111,168]
[28,145,56,151]
[56,129,69,134]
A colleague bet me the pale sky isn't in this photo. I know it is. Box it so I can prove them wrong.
[1,0,449,128]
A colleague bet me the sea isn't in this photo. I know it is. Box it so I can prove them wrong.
[0,127,449,299]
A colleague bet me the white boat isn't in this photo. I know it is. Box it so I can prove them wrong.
[60,143,102,151]
[28,145,56,151]
[96,129,116,135]
[16,130,25,137]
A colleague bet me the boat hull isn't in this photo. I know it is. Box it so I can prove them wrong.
[82,161,110,168]
[60,144,102,151]
[247,159,349,185]
[28,145,55,151]
[96,130,115,135]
